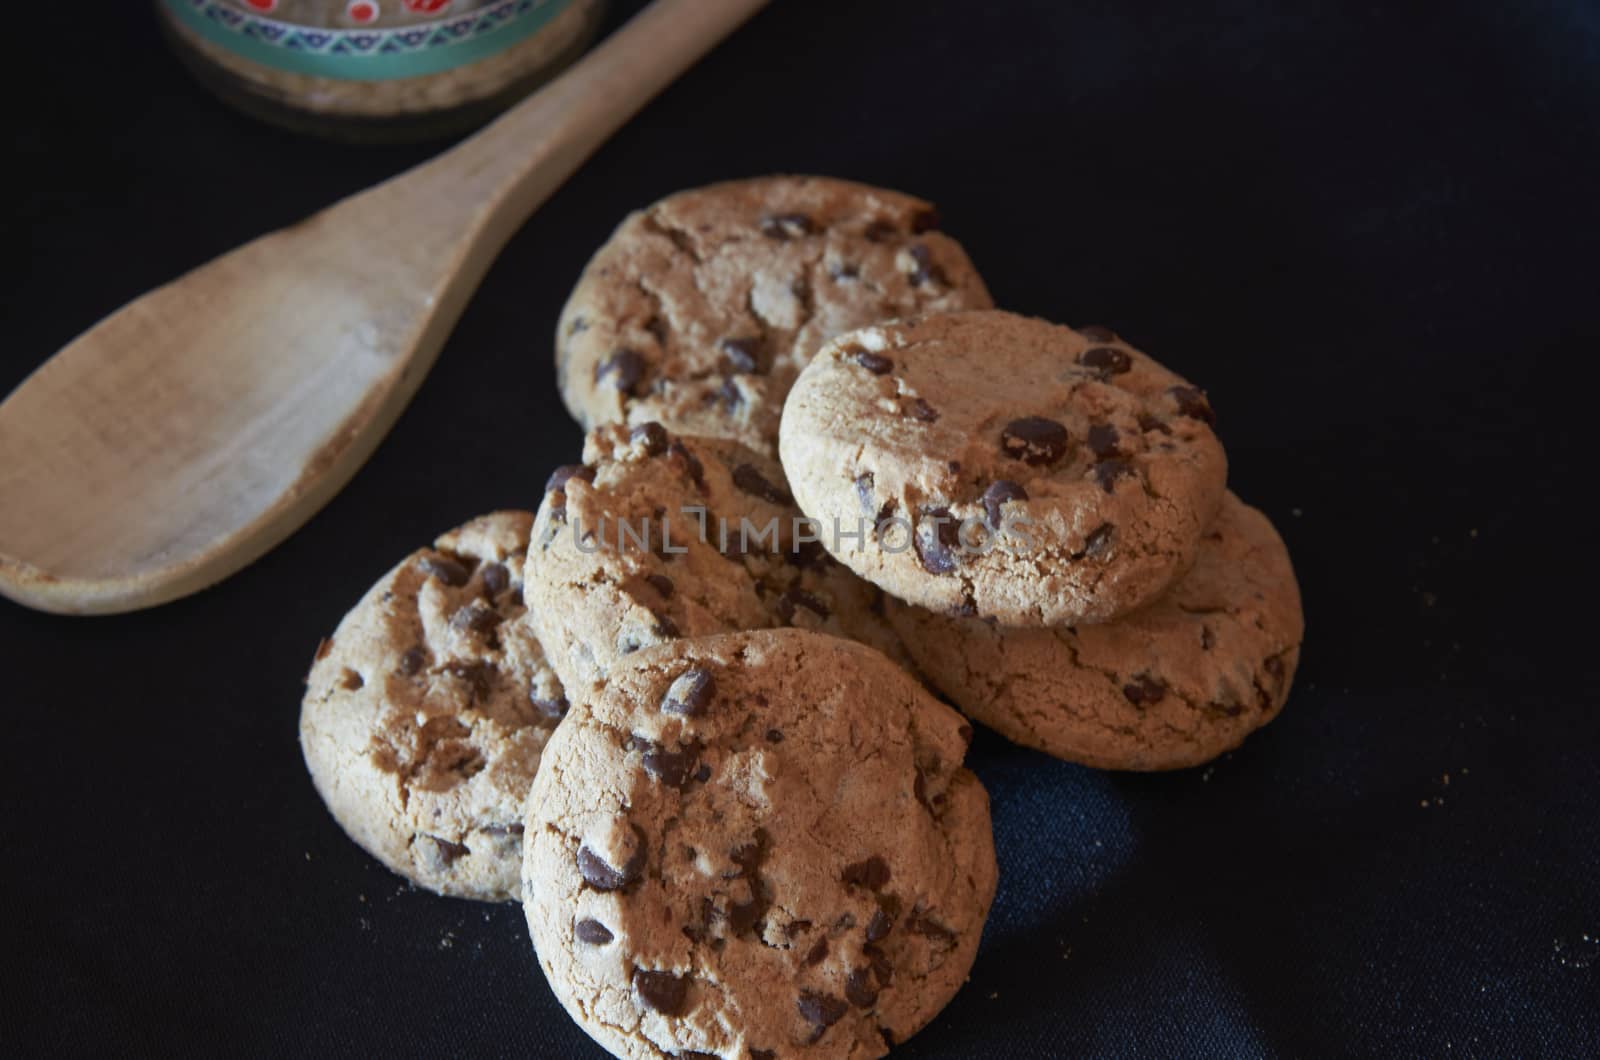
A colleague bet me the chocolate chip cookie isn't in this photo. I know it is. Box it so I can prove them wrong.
[521,628,997,1059]
[779,310,1229,626]
[300,512,566,901]
[524,423,914,695]
[886,494,1303,770]
[556,176,993,453]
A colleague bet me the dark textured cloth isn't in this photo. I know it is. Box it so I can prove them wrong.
[4,2,1598,1056]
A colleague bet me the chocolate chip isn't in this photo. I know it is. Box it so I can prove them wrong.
[630,421,669,456]
[1000,417,1071,466]
[1264,655,1285,678]
[845,968,880,1009]
[830,262,860,281]
[661,668,716,716]
[760,212,816,239]
[854,473,876,515]
[482,822,523,838]
[575,918,614,945]
[652,611,679,638]
[864,908,893,943]
[842,855,891,891]
[596,349,646,394]
[576,828,645,892]
[1078,325,1118,342]
[314,637,334,662]
[645,573,674,599]
[546,463,596,496]
[715,378,743,411]
[450,600,502,635]
[727,892,768,936]
[531,693,568,720]
[666,441,704,489]
[906,908,958,945]
[1079,345,1132,378]
[750,1051,777,1060]
[1122,674,1167,706]
[411,832,468,869]
[804,937,828,966]
[864,942,894,984]
[906,243,947,286]
[731,829,770,875]
[419,554,470,587]
[339,668,363,691]
[1082,523,1114,556]
[1090,459,1137,493]
[863,219,898,242]
[766,729,784,744]
[1138,413,1172,435]
[446,662,493,703]
[694,763,712,783]
[720,336,761,374]
[479,562,510,597]
[1200,627,1217,651]
[1168,385,1216,426]
[914,507,961,574]
[633,969,691,1016]
[641,740,702,789]
[911,206,941,233]
[798,992,848,1035]
[981,480,1028,529]
[398,647,426,676]
[1087,424,1122,459]
[905,397,939,422]
[775,588,830,624]
[732,463,792,505]
[847,346,893,374]
[788,538,829,570]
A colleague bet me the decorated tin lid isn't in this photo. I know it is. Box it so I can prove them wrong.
[158,0,607,141]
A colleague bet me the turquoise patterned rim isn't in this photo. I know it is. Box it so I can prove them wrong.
[161,0,575,82]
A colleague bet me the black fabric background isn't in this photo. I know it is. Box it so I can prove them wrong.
[5,1,1599,1056]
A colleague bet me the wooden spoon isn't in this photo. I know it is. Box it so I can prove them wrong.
[0,0,767,616]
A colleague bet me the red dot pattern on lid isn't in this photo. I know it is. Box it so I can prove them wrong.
[347,0,379,23]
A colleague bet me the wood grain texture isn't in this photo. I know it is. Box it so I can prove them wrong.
[0,0,767,615]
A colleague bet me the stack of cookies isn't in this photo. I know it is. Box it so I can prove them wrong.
[300,176,1303,1058]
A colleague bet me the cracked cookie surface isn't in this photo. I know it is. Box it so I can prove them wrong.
[300,512,566,901]
[779,310,1229,626]
[525,423,915,697]
[556,175,993,454]
[886,494,1303,770]
[521,629,997,1059]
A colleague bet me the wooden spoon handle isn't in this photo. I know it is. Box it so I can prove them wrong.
[388,0,771,253]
